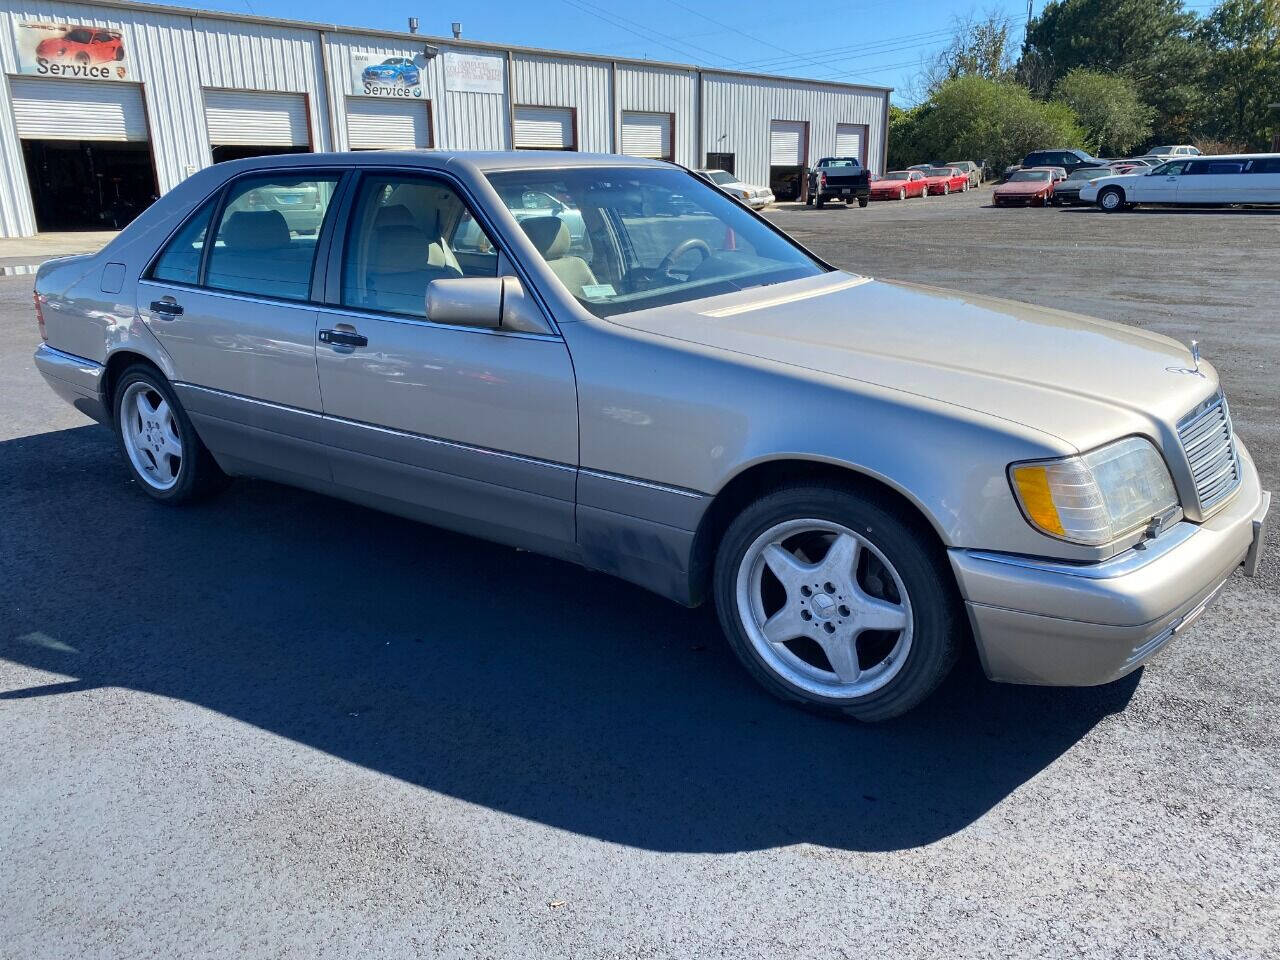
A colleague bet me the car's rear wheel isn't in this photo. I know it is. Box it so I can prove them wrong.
[1098,187,1126,212]
[714,485,961,721]
[113,365,228,503]
[858,196,868,207]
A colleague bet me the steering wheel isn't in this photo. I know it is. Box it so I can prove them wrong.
[656,237,712,278]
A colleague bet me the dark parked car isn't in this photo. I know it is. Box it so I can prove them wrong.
[1020,149,1108,175]
[1052,167,1105,205]
[806,157,871,208]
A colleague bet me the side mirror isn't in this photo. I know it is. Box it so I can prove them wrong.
[425,276,553,335]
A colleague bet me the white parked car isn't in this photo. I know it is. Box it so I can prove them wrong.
[1080,154,1280,212]
[1142,145,1202,160]
[697,169,775,209]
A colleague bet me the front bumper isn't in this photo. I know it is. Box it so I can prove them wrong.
[949,444,1269,686]
[747,193,774,209]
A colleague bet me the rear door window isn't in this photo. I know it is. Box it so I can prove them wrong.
[205,174,340,301]
[149,198,217,286]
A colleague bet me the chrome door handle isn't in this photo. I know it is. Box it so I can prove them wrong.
[149,298,183,318]
[319,328,368,348]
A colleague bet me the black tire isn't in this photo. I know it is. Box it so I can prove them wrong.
[713,484,962,722]
[857,196,868,208]
[1098,186,1126,213]
[815,195,825,209]
[111,363,229,504]
[805,195,813,206]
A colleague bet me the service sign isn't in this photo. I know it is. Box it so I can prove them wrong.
[351,52,425,98]
[444,52,504,95]
[16,21,130,81]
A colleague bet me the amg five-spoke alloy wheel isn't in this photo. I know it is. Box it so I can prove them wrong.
[112,364,227,503]
[714,486,960,721]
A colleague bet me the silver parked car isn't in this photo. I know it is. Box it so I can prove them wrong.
[696,168,774,209]
[33,151,1270,721]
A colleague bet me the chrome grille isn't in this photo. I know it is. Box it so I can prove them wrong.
[1177,393,1241,513]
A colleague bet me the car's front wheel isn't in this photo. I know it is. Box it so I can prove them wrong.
[113,364,228,503]
[714,485,961,721]
[1098,186,1126,212]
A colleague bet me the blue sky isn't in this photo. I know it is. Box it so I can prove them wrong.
[145,0,1032,103]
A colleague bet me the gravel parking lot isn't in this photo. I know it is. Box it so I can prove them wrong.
[2,187,1277,959]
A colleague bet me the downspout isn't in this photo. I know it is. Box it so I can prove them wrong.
[879,92,890,175]
[610,60,619,153]
[318,30,338,152]
[695,68,703,167]
[505,50,516,149]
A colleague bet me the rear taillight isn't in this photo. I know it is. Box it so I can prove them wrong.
[819,172,827,186]
[34,292,48,342]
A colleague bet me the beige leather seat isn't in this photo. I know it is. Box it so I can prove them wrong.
[364,224,462,316]
[519,216,597,298]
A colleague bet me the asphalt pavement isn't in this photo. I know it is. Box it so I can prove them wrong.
[2,188,1277,959]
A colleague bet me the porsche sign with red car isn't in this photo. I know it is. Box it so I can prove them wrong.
[17,21,130,81]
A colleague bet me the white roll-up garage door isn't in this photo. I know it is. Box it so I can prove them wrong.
[513,106,574,150]
[769,120,805,166]
[204,90,309,146]
[835,124,866,162]
[346,98,432,150]
[10,77,148,141]
[620,111,672,160]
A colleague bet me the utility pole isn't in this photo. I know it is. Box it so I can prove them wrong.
[1025,0,1033,43]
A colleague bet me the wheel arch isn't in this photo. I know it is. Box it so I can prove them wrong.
[101,349,170,423]
[686,455,953,607]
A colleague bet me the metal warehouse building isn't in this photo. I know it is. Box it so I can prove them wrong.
[0,0,891,238]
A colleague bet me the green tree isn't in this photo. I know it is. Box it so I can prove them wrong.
[1021,0,1203,142]
[1053,69,1154,155]
[1197,0,1280,149]
[890,76,1086,173]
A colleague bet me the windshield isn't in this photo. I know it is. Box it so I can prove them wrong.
[1009,171,1051,182]
[1066,169,1096,181]
[926,167,955,176]
[882,171,911,180]
[704,170,736,185]
[486,167,825,318]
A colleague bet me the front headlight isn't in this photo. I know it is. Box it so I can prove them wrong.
[1009,437,1179,546]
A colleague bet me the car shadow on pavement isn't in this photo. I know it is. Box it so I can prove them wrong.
[1,425,1139,854]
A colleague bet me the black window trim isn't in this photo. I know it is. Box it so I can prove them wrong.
[320,165,560,337]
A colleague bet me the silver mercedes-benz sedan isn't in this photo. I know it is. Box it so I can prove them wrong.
[33,151,1270,721]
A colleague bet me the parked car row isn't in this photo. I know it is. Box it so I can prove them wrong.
[867,164,978,202]
[989,151,1280,212]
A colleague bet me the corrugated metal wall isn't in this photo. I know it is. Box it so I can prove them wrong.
[322,35,511,153]
[0,0,888,237]
[702,73,888,187]
[616,64,696,167]
[512,54,611,153]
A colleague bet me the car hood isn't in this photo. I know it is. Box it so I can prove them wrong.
[995,180,1052,194]
[870,180,910,189]
[606,272,1215,451]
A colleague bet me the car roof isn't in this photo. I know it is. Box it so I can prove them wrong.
[209,150,672,177]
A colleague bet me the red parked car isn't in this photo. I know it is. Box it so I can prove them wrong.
[922,166,970,196]
[869,170,928,200]
[992,168,1057,207]
[36,27,124,65]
